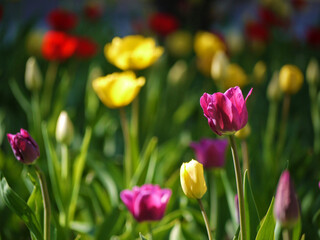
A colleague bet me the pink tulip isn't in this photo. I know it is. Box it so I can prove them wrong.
[120,184,171,222]
[7,129,40,164]
[190,138,228,169]
[274,170,300,228]
[200,86,252,136]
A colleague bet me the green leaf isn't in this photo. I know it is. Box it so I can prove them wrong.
[27,171,43,227]
[68,127,92,222]
[139,232,148,240]
[0,174,43,240]
[256,197,276,240]
[169,222,186,240]
[243,170,260,240]
[233,226,240,240]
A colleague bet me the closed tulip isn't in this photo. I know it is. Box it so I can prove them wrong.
[120,184,171,222]
[104,35,163,70]
[56,111,74,145]
[306,58,319,86]
[194,31,226,60]
[180,159,207,199]
[279,65,303,94]
[200,86,253,136]
[25,57,42,92]
[190,139,228,169]
[92,71,145,108]
[7,129,40,164]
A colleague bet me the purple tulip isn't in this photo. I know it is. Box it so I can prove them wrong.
[200,86,253,136]
[190,138,228,169]
[7,129,40,164]
[274,170,300,228]
[120,184,172,222]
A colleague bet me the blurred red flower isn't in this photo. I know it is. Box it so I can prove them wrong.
[245,21,269,42]
[0,5,3,21]
[47,8,78,31]
[258,6,288,27]
[75,37,98,59]
[42,31,78,61]
[307,27,320,48]
[84,4,103,21]
[149,12,179,36]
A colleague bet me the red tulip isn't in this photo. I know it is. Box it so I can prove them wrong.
[47,8,78,31]
[75,37,98,59]
[84,4,103,21]
[149,12,179,36]
[245,21,269,42]
[307,27,320,48]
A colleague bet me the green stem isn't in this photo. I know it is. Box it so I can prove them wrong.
[41,61,58,118]
[241,140,249,176]
[309,86,320,155]
[148,223,153,240]
[276,94,291,161]
[210,170,218,231]
[34,165,51,240]
[31,91,42,147]
[197,199,213,240]
[282,228,292,240]
[131,97,140,171]
[229,135,246,240]
[61,144,69,180]
[120,108,132,187]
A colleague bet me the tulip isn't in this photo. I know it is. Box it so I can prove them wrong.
[252,61,267,85]
[194,31,226,60]
[211,50,229,83]
[224,64,248,90]
[165,30,193,58]
[56,111,74,145]
[120,184,171,222]
[274,170,300,228]
[279,65,303,94]
[92,71,145,108]
[75,37,98,59]
[149,12,179,36]
[180,159,207,199]
[25,30,45,57]
[200,86,253,136]
[104,35,164,70]
[7,129,40,164]
[190,139,228,169]
[25,56,43,92]
[47,8,78,32]
[306,58,319,86]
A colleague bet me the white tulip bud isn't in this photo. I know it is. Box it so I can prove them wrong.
[25,57,42,91]
[56,111,74,145]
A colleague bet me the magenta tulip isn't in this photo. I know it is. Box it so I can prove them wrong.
[120,184,172,222]
[7,129,40,164]
[274,170,300,228]
[190,138,228,169]
[200,86,253,136]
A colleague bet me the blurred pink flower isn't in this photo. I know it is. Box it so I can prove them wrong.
[200,86,252,136]
[274,170,300,228]
[190,138,228,169]
[120,184,171,222]
[7,129,40,164]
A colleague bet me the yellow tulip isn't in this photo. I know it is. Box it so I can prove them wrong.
[92,71,145,108]
[165,30,193,58]
[194,31,226,59]
[252,61,267,85]
[306,58,319,86]
[223,64,248,90]
[104,35,164,70]
[180,159,207,199]
[211,50,229,82]
[279,65,303,94]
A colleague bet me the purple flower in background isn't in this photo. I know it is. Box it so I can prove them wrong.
[190,138,228,169]
[7,129,40,164]
[274,170,300,228]
[200,86,252,136]
[120,184,172,222]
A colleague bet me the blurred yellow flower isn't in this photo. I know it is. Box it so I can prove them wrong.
[267,71,282,101]
[194,31,226,59]
[211,50,229,83]
[235,124,251,139]
[180,159,207,199]
[253,61,267,85]
[223,64,248,90]
[165,30,193,58]
[306,58,319,86]
[104,35,164,70]
[25,30,45,57]
[279,65,303,94]
[92,71,145,108]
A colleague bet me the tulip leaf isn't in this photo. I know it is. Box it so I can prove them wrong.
[243,170,260,240]
[0,173,43,240]
[255,197,276,240]
[139,232,148,240]
[68,127,92,222]
[27,171,43,226]
[169,222,186,240]
[233,226,240,240]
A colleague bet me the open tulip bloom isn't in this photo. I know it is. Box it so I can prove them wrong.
[120,184,171,222]
[200,86,253,136]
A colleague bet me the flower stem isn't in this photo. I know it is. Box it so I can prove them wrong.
[61,144,69,180]
[131,97,140,170]
[120,108,132,187]
[309,86,320,155]
[148,223,153,240]
[241,140,249,176]
[34,165,51,240]
[197,199,213,240]
[229,135,246,240]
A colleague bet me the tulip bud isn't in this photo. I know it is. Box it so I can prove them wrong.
[211,50,229,82]
[56,111,74,145]
[180,159,207,199]
[274,170,300,228]
[279,65,304,94]
[267,71,282,101]
[306,58,319,86]
[167,60,188,85]
[252,61,267,85]
[7,129,40,164]
[25,57,43,92]
[235,124,251,139]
